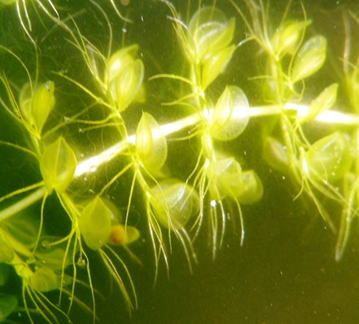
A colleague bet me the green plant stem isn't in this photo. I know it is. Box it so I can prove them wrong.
[75,104,359,177]
[0,186,46,222]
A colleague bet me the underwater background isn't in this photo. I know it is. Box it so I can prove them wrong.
[1,0,359,323]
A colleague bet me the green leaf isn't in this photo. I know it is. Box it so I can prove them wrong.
[201,45,235,89]
[271,20,311,57]
[0,294,17,321]
[105,45,144,112]
[188,7,235,63]
[136,112,167,172]
[262,136,289,173]
[291,35,327,83]
[305,132,352,182]
[19,81,55,136]
[31,81,55,135]
[237,170,263,204]
[28,267,60,292]
[150,180,199,230]
[78,197,113,250]
[0,233,14,263]
[211,157,242,199]
[0,264,11,286]
[40,137,77,193]
[304,83,338,122]
[210,85,250,141]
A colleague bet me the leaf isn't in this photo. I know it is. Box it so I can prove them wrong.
[271,20,311,57]
[262,136,289,173]
[31,81,55,135]
[210,85,250,141]
[40,137,77,193]
[105,45,144,112]
[304,83,338,122]
[19,81,55,136]
[136,112,167,172]
[0,294,17,321]
[201,45,235,89]
[188,7,235,63]
[0,233,14,262]
[305,132,352,182]
[150,180,199,230]
[0,264,11,286]
[211,157,242,199]
[237,170,263,204]
[291,35,327,83]
[28,267,60,292]
[78,197,113,250]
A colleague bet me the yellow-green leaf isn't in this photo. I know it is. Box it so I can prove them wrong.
[31,81,55,135]
[78,197,113,250]
[271,20,311,57]
[305,132,352,182]
[291,35,327,83]
[105,45,144,112]
[150,180,199,230]
[237,170,263,204]
[40,137,77,193]
[188,7,235,63]
[210,85,250,141]
[211,157,242,199]
[28,267,59,292]
[136,112,167,172]
[201,45,235,89]
[304,83,338,123]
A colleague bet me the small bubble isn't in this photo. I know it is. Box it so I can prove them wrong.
[122,27,127,33]
[210,200,217,207]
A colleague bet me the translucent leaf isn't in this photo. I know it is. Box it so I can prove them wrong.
[31,81,55,134]
[237,170,263,204]
[78,197,113,250]
[201,45,235,89]
[0,233,14,262]
[271,20,311,57]
[40,137,77,193]
[136,112,167,172]
[150,180,199,230]
[0,0,17,5]
[188,7,235,63]
[19,81,55,136]
[28,267,59,292]
[0,294,17,321]
[211,157,242,199]
[105,45,144,112]
[210,86,250,141]
[291,35,327,83]
[36,243,72,270]
[0,264,11,286]
[19,83,33,124]
[109,224,140,246]
[262,136,289,173]
[304,83,338,122]
[305,132,352,182]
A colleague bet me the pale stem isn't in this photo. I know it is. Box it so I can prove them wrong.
[0,186,46,222]
[75,104,359,177]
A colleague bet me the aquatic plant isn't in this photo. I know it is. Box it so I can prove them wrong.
[0,0,359,322]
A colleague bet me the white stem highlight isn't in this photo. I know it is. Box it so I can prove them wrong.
[75,104,359,177]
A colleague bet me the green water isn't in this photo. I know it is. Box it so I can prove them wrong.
[1,0,359,323]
